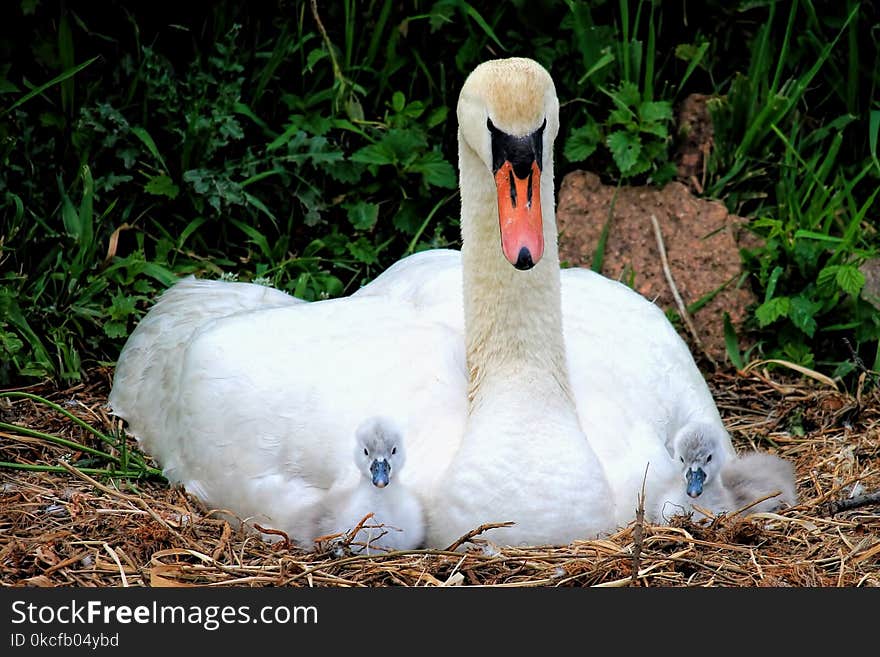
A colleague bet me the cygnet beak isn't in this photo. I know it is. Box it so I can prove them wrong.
[370,459,390,488]
[686,467,706,498]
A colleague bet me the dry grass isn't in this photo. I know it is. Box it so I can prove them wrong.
[1,367,878,587]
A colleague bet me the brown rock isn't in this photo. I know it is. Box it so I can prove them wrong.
[557,170,757,366]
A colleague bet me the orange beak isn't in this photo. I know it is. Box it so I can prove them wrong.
[494,160,543,269]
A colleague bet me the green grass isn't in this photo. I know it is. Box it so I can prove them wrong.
[0,392,164,481]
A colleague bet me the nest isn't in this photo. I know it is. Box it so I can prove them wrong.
[2,367,878,587]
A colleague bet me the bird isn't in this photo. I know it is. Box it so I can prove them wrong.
[654,421,798,522]
[654,421,736,522]
[108,56,735,548]
[313,416,424,553]
[721,451,798,514]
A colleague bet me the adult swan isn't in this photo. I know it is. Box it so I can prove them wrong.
[109,58,733,548]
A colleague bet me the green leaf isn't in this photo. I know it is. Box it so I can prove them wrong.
[782,342,815,368]
[577,51,616,85]
[108,292,136,321]
[607,107,634,127]
[347,237,378,264]
[723,312,744,370]
[383,128,427,162]
[130,126,169,172]
[393,200,422,235]
[103,320,128,339]
[564,121,601,162]
[402,100,425,119]
[607,131,641,174]
[306,48,327,71]
[326,160,363,184]
[870,109,880,173]
[755,296,791,327]
[346,201,380,230]
[793,229,844,243]
[426,106,448,129]
[350,142,393,166]
[461,2,505,50]
[835,265,865,297]
[392,91,406,113]
[789,296,822,337]
[2,56,98,116]
[616,81,641,108]
[345,93,364,122]
[408,150,456,188]
[59,179,80,239]
[230,218,272,259]
[351,129,425,167]
[765,265,784,302]
[639,122,668,139]
[638,100,672,124]
[144,173,180,199]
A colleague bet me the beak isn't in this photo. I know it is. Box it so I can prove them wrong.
[686,467,706,498]
[370,459,390,488]
[494,160,544,269]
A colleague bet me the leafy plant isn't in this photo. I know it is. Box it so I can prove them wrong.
[705,1,880,378]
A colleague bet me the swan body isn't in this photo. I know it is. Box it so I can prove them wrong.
[721,452,798,513]
[109,57,735,547]
[314,416,424,553]
[357,249,731,529]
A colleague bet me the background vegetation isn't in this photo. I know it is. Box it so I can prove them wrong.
[1,0,878,387]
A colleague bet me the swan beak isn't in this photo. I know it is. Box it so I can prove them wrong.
[494,160,544,270]
[370,459,390,488]
[686,467,706,498]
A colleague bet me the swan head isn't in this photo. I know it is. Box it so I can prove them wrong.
[672,423,729,498]
[354,416,406,489]
[457,57,560,270]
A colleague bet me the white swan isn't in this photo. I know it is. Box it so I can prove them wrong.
[721,451,798,514]
[109,57,734,547]
[655,422,798,521]
[655,422,735,521]
[313,416,424,553]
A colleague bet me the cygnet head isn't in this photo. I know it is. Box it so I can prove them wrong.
[457,57,560,270]
[673,423,729,499]
[353,416,406,489]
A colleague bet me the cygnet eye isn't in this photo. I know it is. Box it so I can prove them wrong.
[707,454,712,463]
[392,447,397,455]
[680,456,684,463]
[363,448,369,456]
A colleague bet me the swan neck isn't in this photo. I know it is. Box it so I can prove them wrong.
[458,132,572,407]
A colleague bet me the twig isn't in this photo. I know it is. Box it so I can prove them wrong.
[631,463,648,586]
[445,521,516,552]
[309,0,346,88]
[253,523,291,550]
[729,490,783,517]
[822,490,880,516]
[58,461,188,544]
[650,213,717,368]
[102,543,129,587]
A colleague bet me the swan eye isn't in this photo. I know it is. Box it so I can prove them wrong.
[679,457,684,463]
[707,455,712,463]
[392,447,397,455]
[363,448,369,456]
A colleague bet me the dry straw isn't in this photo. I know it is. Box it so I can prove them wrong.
[2,368,878,587]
